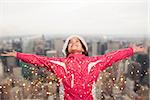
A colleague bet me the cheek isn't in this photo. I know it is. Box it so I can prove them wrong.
[67,45,72,52]
[68,45,71,50]
[78,44,83,48]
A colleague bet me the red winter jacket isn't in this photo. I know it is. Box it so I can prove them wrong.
[17,47,133,100]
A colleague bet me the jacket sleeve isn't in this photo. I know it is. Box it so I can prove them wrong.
[89,47,134,71]
[16,52,66,79]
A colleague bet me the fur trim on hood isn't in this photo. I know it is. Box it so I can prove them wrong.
[62,35,88,56]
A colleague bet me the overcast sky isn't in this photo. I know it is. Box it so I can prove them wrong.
[0,0,149,38]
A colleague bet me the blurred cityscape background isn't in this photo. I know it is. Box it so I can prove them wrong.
[0,0,149,99]
[0,34,149,100]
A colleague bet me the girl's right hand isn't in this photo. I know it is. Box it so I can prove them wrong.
[0,50,17,57]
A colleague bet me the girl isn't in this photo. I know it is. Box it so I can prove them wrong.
[0,35,144,100]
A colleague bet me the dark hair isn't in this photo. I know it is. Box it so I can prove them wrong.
[65,39,88,57]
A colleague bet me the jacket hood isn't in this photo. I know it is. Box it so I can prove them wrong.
[62,35,88,56]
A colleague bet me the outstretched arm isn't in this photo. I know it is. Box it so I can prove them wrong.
[89,45,145,72]
[103,45,145,68]
[0,51,54,67]
[0,50,17,57]
[0,51,66,78]
[132,44,145,54]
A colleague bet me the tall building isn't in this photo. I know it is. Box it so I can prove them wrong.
[12,38,22,52]
[0,61,3,79]
[22,37,34,53]
[2,40,13,50]
[97,42,108,55]
[45,40,54,51]
[53,38,64,57]
[34,37,45,55]
[87,39,108,56]
[91,41,98,56]
[107,40,121,51]
[87,40,92,56]
[87,40,105,56]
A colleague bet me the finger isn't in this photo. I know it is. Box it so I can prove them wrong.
[12,50,16,52]
[0,53,8,56]
[3,51,10,54]
[140,46,144,48]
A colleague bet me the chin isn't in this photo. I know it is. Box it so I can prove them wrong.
[70,50,82,53]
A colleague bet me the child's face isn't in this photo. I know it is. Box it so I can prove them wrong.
[68,37,84,54]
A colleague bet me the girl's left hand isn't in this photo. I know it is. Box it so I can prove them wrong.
[132,44,145,53]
